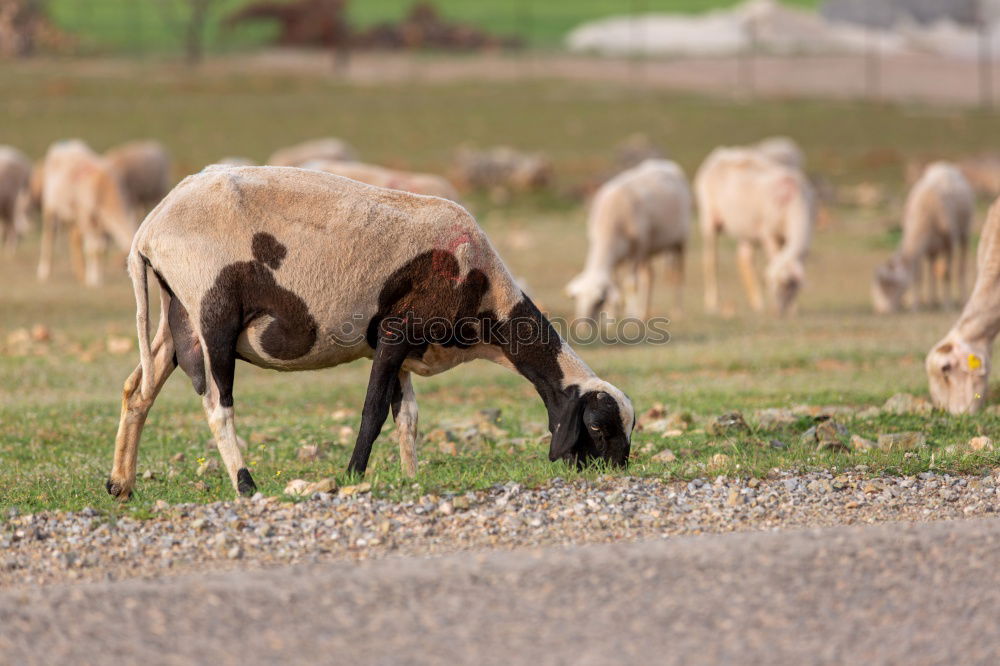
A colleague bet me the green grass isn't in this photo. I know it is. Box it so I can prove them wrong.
[1,61,999,518]
[47,0,820,53]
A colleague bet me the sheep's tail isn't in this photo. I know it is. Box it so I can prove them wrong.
[128,250,153,399]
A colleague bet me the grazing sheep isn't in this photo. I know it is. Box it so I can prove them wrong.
[37,140,136,286]
[303,159,460,201]
[267,137,357,167]
[0,146,31,253]
[753,136,806,171]
[695,147,816,315]
[872,162,973,314]
[104,140,172,215]
[451,146,552,193]
[566,159,691,320]
[106,166,635,500]
[926,198,1000,414]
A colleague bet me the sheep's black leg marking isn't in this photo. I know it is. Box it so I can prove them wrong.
[237,467,257,496]
[347,339,415,476]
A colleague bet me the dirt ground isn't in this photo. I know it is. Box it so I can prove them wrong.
[215,50,1000,108]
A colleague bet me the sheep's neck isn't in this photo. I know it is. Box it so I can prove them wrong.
[485,296,595,417]
[955,278,1000,345]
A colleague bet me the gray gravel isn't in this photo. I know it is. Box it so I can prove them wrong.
[3,468,1000,587]
[4,517,1000,665]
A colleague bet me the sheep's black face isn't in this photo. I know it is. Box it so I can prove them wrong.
[550,388,634,469]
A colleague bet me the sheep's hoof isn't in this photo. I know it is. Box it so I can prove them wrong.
[237,468,257,497]
[105,478,132,501]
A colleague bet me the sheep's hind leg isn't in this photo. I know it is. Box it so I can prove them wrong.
[348,337,415,477]
[199,334,255,497]
[107,293,177,501]
[392,370,419,478]
[737,242,764,312]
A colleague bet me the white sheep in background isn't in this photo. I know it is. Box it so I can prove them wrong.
[566,159,691,320]
[37,140,136,286]
[267,137,358,167]
[695,147,816,316]
[104,140,172,216]
[872,162,974,314]
[106,165,635,500]
[303,159,460,202]
[926,198,1000,414]
[0,146,32,253]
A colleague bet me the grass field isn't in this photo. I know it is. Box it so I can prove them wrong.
[48,0,820,53]
[2,60,1000,518]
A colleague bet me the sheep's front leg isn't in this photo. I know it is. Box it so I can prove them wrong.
[667,246,685,316]
[107,315,177,501]
[936,252,952,309]
[737,242,764,312]
[347,339,413,476]
[910,259,924,310]
[635,260,654,320]
[82,230,106,287]
[702,228,720,313]
[391,370,419,478]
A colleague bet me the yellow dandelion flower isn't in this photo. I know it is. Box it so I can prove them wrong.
[250,460,258,467]
[969,354,982,370]
[197,457,206,464]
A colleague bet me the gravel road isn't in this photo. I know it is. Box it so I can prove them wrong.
[4,469,1000,587]
[3,516,1000,665]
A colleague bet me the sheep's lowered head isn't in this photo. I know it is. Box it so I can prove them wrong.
[926,334,990,414]
[548,379,635,468]
[565,271,620,320]
[871,255,910,314]
[765,257,805,316]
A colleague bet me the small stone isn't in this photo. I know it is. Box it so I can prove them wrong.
[832,476,849,490]
[283,479,311,497]
[152,499,169,512]
[193,481,210,492]
[877,432,927,452]
[307,478,338,495]
[652,449,677,463]
[438,440,458,456]
[969,436,994,452]
[197,459,219,476]
[452,496,471,510]
[339,482,372,497]
[707,453,731,470]
[30,324,51,343]
[142,470,155,480]
[769,439,787,449]
[706,412,749,436]
[754,408,796,428]
[227,546,243,560]
[662,429,685,438]
[479,408,502,424]
[170,452,185,463]
[337,425,354,445]
[882,393,933,415]
[297,445,320,462]
[726,488,742,506]
[190,518,207,531]
[940,489,959,502]
[438,501,454,516]
[850,435,876,452]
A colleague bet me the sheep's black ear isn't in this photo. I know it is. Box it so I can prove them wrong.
[548,397,584,462]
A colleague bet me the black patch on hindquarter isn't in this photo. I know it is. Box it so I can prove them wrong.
[366,249,491,352]
[237,467,257,496]
[200,232,318,406]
